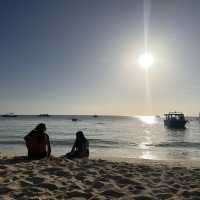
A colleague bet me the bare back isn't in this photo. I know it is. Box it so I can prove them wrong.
[25,132,51,158]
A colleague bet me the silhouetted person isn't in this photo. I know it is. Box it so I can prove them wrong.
[65,131,89,159]
[24,123,51,159]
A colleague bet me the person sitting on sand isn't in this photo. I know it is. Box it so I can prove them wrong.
[65,131,89,159]
[24,123,51,159]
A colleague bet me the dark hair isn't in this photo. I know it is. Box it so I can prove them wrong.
[76,131,86,141]
[35,123,46,143]
[35,123,46,132]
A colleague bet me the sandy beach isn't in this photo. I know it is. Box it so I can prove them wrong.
[0,156,199,200]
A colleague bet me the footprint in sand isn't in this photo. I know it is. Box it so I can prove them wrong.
[101,189,125,198]
[0,166,7,170]
[26,177,44,185]
[0,187,13,195]
[155,193,172,199]
[0,171,7,176]
[39,182,58,191]
[40,167,72,177]
[181,190,200,199]
[66,190,91,199]
[75,172,87,180]
[108,175,144,189]
[93,181,105,189]
[12,192,25,199]
[19,187,44,198]
[134,195,155,200]
[40,167,61,173]
[20,180,33,187]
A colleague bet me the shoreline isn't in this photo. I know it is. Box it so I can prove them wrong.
[1,150,200,168]
[91,156,200,168]
[0,155,199,199]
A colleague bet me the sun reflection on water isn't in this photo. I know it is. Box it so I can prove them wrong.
[138,116,157,125]
[141,150,156,160]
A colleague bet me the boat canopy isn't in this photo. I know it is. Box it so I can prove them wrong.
[164,112,185,120]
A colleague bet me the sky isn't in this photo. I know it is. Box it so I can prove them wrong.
[0,0,200,116]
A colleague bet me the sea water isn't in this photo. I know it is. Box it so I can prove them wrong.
[0,115,200,161]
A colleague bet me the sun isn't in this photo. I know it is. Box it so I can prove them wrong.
[138,52,154,69]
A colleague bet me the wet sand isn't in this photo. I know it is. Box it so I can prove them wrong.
[0,156,199,200]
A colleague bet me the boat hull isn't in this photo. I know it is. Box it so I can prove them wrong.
[164,120,187,129]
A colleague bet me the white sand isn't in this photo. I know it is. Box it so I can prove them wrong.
[0,156,199,200]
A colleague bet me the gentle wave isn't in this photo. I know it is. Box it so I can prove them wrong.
[149,142,200,149]
[0,138,199,149]
[0,139,137,147]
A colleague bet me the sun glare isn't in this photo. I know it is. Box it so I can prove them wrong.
[138,53,154,69]
[139,116,157,125]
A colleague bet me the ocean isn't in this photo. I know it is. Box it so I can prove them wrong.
[0,115,200,161]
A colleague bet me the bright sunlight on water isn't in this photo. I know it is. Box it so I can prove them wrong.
[138,116,157,124]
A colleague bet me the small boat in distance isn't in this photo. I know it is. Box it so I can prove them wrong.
[72,118,78,122]
[164,112,187,129]
[38,114,50,117]
[93,115,98,118]
[2,113,18,117]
